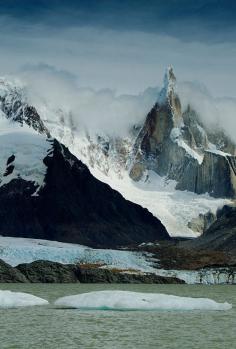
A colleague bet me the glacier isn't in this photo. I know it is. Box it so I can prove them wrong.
[54,290,232,311]
[86,169,229,238]
[0,236,154,271]
[1,236,235,285]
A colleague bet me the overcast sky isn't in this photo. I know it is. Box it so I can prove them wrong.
[0,0,235,97]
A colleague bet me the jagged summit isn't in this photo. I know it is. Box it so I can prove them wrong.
[163,65,176,92]
[157,66,177,105]
[130,67,236,198]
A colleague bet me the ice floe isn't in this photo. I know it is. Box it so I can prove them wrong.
[0,290,48,308]
[54,290,232,311]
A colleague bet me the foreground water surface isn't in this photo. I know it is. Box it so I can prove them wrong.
[0,283,235,349]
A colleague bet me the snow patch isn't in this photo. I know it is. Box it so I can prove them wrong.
[55,290,232,311]
[170,127,204,164]
[207,142,231,157]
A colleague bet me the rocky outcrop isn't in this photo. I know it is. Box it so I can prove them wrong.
[0,259,185,284]
[0,259,28,283]
[138,241,236,270]
[76,265,184,284]
[0,78,50,136]
[188,211,216,234]
[0,138,170,248]
[17,260,79,283]
[187,204,236,253]
[129,67,236,198]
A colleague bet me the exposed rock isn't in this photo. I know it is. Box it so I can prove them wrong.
[136,240,236,270]
[77,265,184,284]
[0,259,28,283]
[0,260,185,284]
[0,79,50,137]
[188,211,216,233]
[17,260,79,283]
[186,204,236,253]
[129,67,236,198]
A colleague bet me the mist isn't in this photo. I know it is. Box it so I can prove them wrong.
[15,63,236,142]
[178,81,236,142]
[18,64,158,137]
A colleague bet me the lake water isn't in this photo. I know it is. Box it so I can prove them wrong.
[0,284,235,349]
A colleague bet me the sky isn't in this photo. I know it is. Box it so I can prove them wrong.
[0,0,236,97]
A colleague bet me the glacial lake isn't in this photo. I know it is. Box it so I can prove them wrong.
[0,284,235,349]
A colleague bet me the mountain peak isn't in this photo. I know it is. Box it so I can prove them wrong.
[158,65,176,105]
[164,65,176,89]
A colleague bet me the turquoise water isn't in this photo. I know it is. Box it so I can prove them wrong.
[0,284,235,349]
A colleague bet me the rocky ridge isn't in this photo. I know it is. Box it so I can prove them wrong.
[0,259,184,284]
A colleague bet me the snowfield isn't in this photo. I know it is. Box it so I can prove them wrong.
[0,290,48,308]
[55,290,232,311]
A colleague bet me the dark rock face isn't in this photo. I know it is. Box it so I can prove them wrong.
[0,259,28,283]
[11,260,184,284]
[77,266,184,284]
[188,211,216,234]
[17,261,79,283]
[0,84,50,137]
[188,205,236,253]
[138,241,236,270]
[129,67,236,198]
[0,139,169,248]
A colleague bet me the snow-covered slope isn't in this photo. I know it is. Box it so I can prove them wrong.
[0,112,53,194]
[87,170,229,237]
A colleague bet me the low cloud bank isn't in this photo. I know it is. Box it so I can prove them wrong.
[178,81,236,142]
[16,63,236,141]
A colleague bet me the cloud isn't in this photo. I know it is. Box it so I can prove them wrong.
[17,63,158,137]
[1,0,236,43]
[0,12,236,98]
[18,63,236,144]
[177,81,236,143]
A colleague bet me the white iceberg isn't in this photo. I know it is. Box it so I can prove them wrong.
[0,290,48,308]
[55,290,232,311]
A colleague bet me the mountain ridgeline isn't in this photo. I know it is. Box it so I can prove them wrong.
[0,78,169,248]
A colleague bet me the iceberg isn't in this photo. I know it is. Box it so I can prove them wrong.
[54,290,232,311]
[0,290,48,308]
